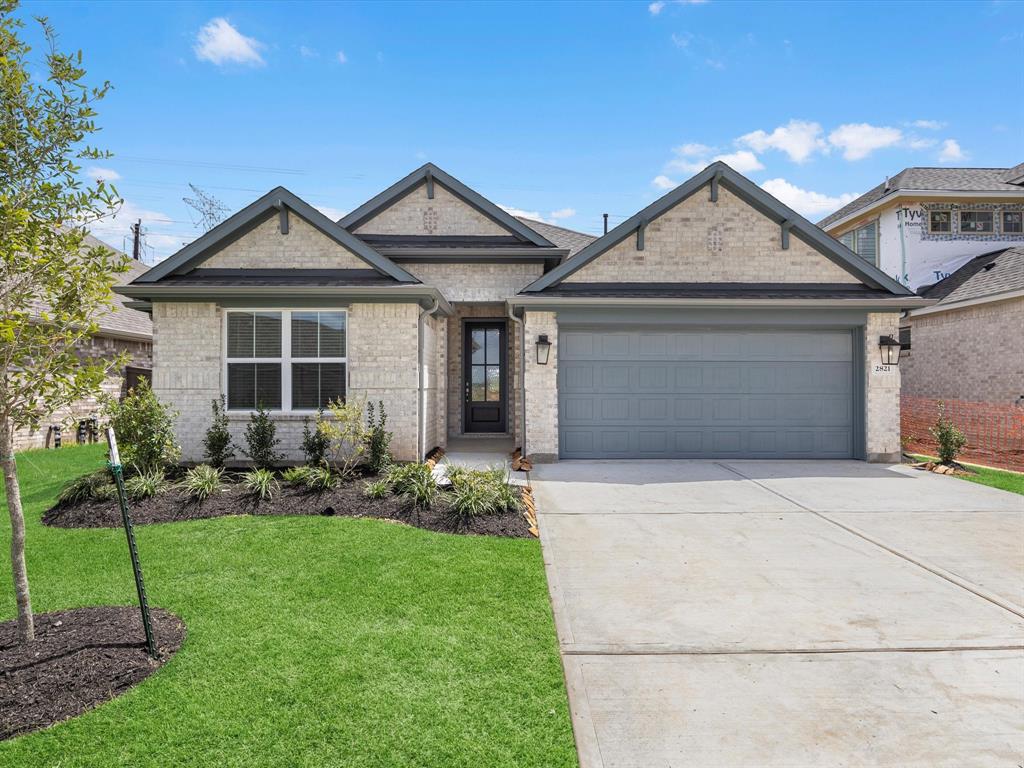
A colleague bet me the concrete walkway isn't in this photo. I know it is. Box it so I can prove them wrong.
[531,460,1024,767]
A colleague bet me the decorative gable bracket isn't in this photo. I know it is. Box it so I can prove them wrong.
[781,220,792,250]
[276,200,289,235]
[710,170,722,203]
[636,218,647,251]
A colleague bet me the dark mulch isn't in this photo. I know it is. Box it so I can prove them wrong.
[43,481,533,538]
[0,606,185,740]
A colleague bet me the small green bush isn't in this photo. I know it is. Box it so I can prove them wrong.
[363,478,390,499]
[203,396,235,468]
[244,405,283,470]
[124,469,167,501]
[242,468,279,501]
[387,462,436,509]
[281,466,313,485]
[446,466,522,526]
[183,464,223,502]
[58,469,111,505]
[930,404,967,465]
[365,400,393,474]
[301,412,330,468]
[304,465,336,493]
[104,378,180,473]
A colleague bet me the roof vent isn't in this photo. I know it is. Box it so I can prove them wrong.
[983,262,996,271]
[883,176,890,193]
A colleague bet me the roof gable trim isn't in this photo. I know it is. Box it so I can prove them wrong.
[338,163,557,248]
[135,188,418,284]
[521,162,914,296]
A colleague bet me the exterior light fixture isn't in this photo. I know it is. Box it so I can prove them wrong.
[536,334,551,365]
[879,335,902,366]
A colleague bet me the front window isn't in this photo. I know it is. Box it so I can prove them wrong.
[1003,210,1023,234]
[960,210,994,234]
[929,210,952,233]
[837,221,878,264]
[898,326,911,352]
[225,310,347,411]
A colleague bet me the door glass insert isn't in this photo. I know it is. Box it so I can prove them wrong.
[471,365,485,401]
[471,329,485,364]
[469,325,502,403]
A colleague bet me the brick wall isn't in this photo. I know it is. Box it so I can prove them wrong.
[13,334,152,451]
[865,312,902,462]
[406,263,542,302]
[566,186,859,284]
[204,213,369,270]
[901,395,1024,472]
[353,181,507,237]
[523,311,558,461]
[901,298,1024,404]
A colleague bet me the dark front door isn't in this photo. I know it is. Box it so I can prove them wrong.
[463,321,507,433]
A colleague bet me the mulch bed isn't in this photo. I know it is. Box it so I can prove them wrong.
[43,481,533,538]
[0,606,185,741]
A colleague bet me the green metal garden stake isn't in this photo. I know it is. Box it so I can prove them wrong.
[106,427,157,658]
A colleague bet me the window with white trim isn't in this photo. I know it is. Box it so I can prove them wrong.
[1003,210,1023,234]
[928,210,952,233]
[225,310,347,411]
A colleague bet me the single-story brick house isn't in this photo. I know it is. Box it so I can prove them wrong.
[117,162,928,464]
[16,236,153,451]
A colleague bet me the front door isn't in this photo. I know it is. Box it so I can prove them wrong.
[463,321,507,433]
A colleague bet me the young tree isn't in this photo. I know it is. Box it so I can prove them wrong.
[0,3,124,642]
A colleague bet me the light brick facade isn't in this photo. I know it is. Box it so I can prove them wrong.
[565,186,859,284]
[407,263,542,303]
[523,311,559,461]
[900,298,1024,404]
[205,213,369,270]
[354,181,507,237]
[865,312,902,462]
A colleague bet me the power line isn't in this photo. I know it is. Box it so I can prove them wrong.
[182,184,231,232]
[117,155,308,176]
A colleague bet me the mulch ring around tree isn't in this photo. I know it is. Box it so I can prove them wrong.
[0,606,185,741]
[43,481,534,538]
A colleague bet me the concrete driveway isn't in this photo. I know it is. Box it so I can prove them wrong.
[531,460,1024,767]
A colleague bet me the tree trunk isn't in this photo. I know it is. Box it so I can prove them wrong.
[0,417,34,642]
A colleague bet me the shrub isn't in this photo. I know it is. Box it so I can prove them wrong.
[363,478,390,499]
[930,404,967,465]
[386,462,436,509]
[242,468,279,501]
[244,405,283,470]
[58,470,111,505]
[124,469,167,501]
[304,465,336,493]
[446,466,522,525]
[282,466,313,485]
[104,378,180,473]
[301,411,331,468]
[319,398,367,479]
[365,400,393,474]
[183,464,223,502]
[203,396,235,468]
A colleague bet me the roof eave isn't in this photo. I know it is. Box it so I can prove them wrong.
[909,287,1024,317]
[507,295,934,310]
[822,188,1024,232]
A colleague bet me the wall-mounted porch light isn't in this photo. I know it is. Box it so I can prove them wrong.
[536,334,551,365]
[879,335,902,366]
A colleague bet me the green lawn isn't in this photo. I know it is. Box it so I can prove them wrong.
[909,454,1024,496]
[0,445,577,767]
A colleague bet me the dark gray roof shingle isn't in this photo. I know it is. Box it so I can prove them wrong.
[818,163,1024,229]
[514,217,596,258]
[920,246,1024,305]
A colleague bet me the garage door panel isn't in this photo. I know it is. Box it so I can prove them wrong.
[559,328,856,460]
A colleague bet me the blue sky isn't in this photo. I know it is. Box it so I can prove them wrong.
[18,0,1024,262]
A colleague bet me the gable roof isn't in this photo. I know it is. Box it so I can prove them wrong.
[134,187,417,284]
[819,163,1024,230]
[918,246,1024,306]
[522,161,914,296]
[338,163,558,248]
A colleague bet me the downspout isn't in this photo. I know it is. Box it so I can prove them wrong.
[507,304,526,459]
[417,298,440,461]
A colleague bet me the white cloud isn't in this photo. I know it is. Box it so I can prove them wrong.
[499,204,550,224]
[827,123,902,160]
[712,150,763,173]
[194,18,265,67]
[650,0,707,11]
[911,119,944,130]
[704,58,725,70]
[86,166,120,182]
[315,204,347,221]
[666,142,715,173]
[938,138,965,163]
[648,1,666,14]
[906,136,938,150]
[652,175,679,190]
[336,50,348,64]
[760,178,859,218]
[549,208,576,220]
[671,32,692,48]
[675,142,712,157]
[738,119,827,163]
[299,45,318,59]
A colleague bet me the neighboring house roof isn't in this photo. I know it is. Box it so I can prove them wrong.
[339,163,558,248]
[522,161,915,297]
[917,246,1024,307]
[134,187,418,285]
[514,217,597,258]
[819,163,1024,230]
